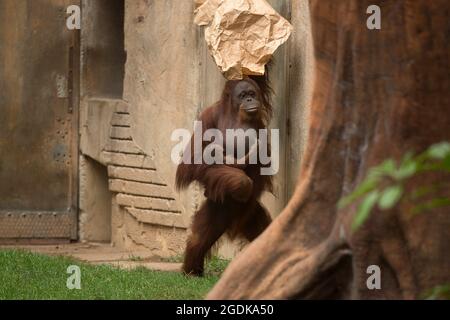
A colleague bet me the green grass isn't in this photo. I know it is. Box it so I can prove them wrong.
[161,255,229,277]
[0,249,229,300]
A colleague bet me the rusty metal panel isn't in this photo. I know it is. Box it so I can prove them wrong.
[0,211,74,238]
[0,0,80,240]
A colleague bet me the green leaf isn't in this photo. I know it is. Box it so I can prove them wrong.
[339,161,392,210]
[412,197,450,215]
[423,285,450,300]
[352,190,379,231]
[442,155,450,172]
[378,185,403,210]
[367,162,391,181]
[411,186,434,200]
[427,142,450,160]
[378,159,396,175]
[401,151,414,164]
[338,178,377,209]
[395,158,418,180]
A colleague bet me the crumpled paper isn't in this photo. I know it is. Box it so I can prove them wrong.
[194,0,293,80]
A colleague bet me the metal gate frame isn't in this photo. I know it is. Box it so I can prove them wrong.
[0,1,80,243]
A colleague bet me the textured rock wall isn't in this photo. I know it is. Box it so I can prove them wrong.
[79,0,314,259]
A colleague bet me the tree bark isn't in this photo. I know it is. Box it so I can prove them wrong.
[207,0,450,299]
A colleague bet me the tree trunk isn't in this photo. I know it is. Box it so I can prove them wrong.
[207,0,450,299]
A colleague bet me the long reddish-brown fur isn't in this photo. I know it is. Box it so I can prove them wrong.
[176,75,274,276]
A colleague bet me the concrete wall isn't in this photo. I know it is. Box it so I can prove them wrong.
[124,0,203,226]
[287,0,314,197]
[78,0,314,259]
[79,156,111,241]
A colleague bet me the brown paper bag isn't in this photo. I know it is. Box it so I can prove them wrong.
[194,0,293,80]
